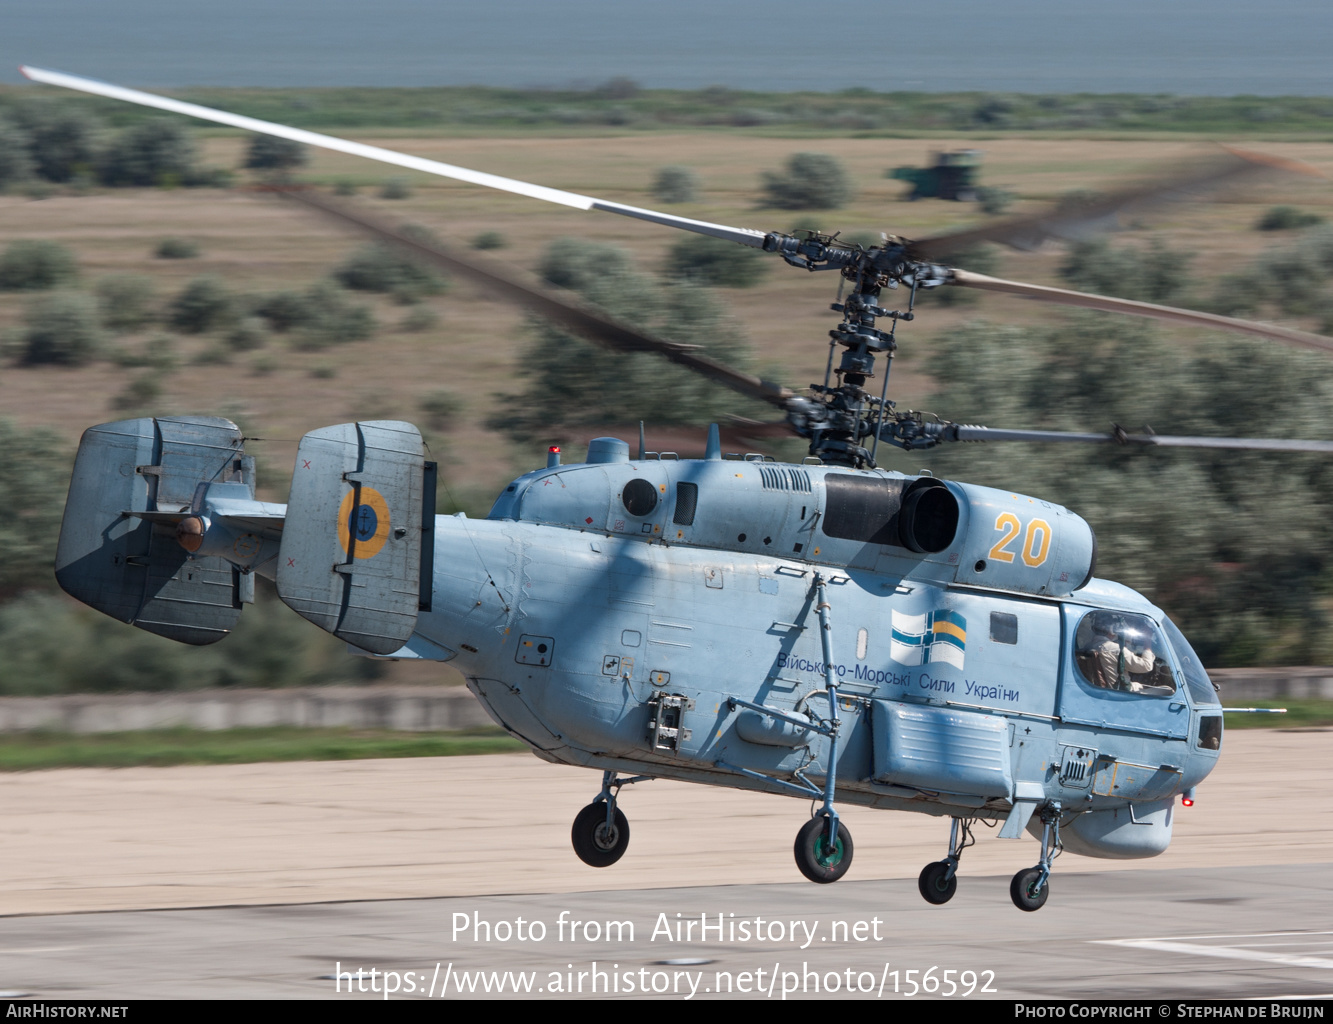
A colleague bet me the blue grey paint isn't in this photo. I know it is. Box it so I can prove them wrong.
[58,422,1222,868]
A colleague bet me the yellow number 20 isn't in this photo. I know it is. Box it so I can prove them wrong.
[989,513,1052,568]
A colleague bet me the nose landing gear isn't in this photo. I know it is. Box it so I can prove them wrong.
[917,817,975,905]
[1009,805,1062,912]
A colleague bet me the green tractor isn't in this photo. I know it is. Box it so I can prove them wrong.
[888,149,984,201]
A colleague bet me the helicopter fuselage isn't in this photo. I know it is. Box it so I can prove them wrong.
[409,440,1222,860]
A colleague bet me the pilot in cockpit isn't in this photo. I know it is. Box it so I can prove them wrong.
[1088,617,1157,693]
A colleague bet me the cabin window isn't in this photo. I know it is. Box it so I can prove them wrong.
[1197,715,1222,751]
[989,612,1018,645]
[1073,611,1176,696]
[673,482,698,525]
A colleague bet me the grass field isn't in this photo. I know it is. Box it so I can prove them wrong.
[0,708,1317,770]
[0,726,526,770]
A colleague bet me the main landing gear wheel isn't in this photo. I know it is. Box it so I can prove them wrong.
[918,861,958,905]
[571,801,630,868]
[794,815,853,884]
[1009,866,1050,912]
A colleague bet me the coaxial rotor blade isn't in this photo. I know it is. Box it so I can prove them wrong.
[950,425,1333,453]
[909,148,1321,260]
[269,186,794,410]
[905,148,1320,261]
[19,65,767,248]
[947,269,1333,353]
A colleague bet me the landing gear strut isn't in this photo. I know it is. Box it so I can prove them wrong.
[918,816,975,905]
[1010,804,1061,912]
[570,770,649,868]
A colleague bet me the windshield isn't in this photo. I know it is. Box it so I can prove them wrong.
[1162,616,1220,707]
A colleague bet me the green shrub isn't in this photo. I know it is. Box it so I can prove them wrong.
[653,166,699,204]
[96,119,199,187]
[1257,205,1324,231]
[0,118,34,189]
[539,237,634,290]
[95,275,154,332]
[111,371,164,411]
[380,176,412,199]
[333,242,444,302]
[761,153,854,210]
[253,290,313,331]
[0,240,77,291]
[471,230,507,250]
[665,234,769,287]
[400,306,440,332]
[290,283,375,349]
[154,238,199,259]
[243,135,308,170]
[167,276,234,334]
[0,421,70,597]
[11,105,97,184]
[978,186,1015,216]
[1059,238,1194,305]
[419,389,462,431]
[226,317,268,351]
[20,292,102,366]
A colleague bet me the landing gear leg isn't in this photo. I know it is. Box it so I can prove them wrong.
[792,574,853,885]
[918,816,974,905]
[1010,804,1061,912]
[570,770,649,868]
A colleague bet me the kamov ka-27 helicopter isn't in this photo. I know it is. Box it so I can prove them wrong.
[26,66,1330,912]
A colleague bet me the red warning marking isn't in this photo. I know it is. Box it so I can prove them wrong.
[286,557,296,567]
[302,460,312,470]
[585,516,594,524]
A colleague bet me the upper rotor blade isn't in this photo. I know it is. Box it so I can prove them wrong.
[269,187,793,410]
[948,269,1333,354]
[905,148,1320,261]
[19,65,767,249]
[952,425,1333,453]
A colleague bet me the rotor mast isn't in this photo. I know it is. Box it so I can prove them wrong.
[762,232,944,468]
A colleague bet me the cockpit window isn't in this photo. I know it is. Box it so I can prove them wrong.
[1073,610,1176,697]
[1162,616,1220,707]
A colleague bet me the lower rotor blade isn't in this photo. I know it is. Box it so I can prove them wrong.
[948,270,1333,354]
[269,187,793,409]
[952,425,1333,453]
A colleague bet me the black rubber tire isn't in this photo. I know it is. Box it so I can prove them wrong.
[793,815,853,884]
[1009,866,1050,912]
[571,801,629,868]
[918,860,958,905]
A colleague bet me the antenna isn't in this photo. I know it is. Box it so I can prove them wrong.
[638,421,646,461]
[705,423,722,461]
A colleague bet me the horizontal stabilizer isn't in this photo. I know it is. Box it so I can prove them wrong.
[55,416,254,645]
[276,421,431,655]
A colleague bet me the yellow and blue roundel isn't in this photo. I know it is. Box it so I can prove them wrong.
[336,486,391,559]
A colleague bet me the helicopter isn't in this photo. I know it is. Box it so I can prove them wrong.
[26,66,1327,912]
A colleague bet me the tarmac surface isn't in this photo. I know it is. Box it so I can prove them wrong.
[0,729,1329,999]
